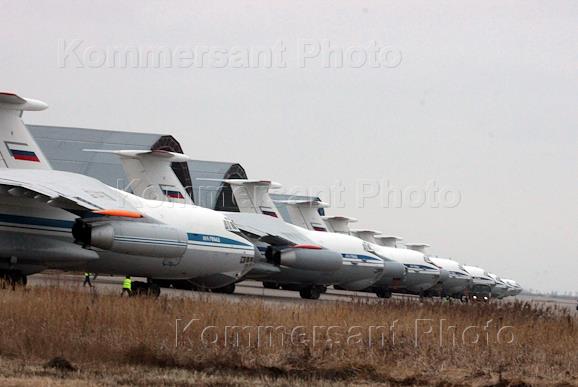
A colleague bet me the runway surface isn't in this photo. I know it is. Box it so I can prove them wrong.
[27,272,578,313]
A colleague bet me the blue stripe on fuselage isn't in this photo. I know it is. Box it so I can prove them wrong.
[0,213,252,250]
[342,253,381,262]
[0,213,74,229]
[404,264,438,272]
[187,233,252,248]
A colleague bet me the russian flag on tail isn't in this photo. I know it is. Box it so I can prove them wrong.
[160,184,185,200]
[6,142,40,162]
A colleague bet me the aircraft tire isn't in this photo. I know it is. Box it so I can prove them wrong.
[375,288,392,298]
[299,287,321,300]
[149,283,161,297]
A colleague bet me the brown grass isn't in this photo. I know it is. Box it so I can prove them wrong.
[0,285,576,386]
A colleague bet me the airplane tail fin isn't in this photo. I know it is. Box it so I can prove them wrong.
[197,178,282,217]
[350,229,382,243]
[274,199,329,231]
[84,149,193,204]
[322,215,357,234]
[374,235,403,248]
[0,92,51,169]
[405,243,430,253]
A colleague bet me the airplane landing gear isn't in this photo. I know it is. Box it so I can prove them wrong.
[375,288,392,298]
[132,281,161,297]
[299,286,324,300]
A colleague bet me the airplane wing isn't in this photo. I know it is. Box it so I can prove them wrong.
[84,149,193,205]
[225,212,315,247]
[0,168,145,217]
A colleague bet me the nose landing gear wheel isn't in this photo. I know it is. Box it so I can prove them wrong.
[299,287,321,300]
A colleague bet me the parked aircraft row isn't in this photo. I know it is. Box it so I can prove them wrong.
[0,92,522,301]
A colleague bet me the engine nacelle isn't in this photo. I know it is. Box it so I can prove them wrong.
[266,246,342,272]
[382,261,407,281]
[73,220,188,258]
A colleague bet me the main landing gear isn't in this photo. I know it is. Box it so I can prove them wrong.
[299,286,326,300]
[375,288,392,299]
[132,280,161,297]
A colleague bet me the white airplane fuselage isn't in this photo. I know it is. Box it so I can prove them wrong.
[429,257,473,297]
[502,278,523,297]
[373,246,442,293]
[463,265,496,297]
[246,224,385,291]
[301,228,385,290]
[0,187,254,288]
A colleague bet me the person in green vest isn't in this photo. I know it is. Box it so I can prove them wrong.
[83,272,93,288]
[121,275,132,297]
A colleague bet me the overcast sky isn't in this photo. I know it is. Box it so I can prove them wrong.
[2,1,576,293]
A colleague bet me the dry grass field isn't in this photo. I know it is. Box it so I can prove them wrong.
[0,285,576,386]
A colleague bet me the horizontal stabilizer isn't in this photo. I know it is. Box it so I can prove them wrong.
[274,199,330,208]
[350,229,382,243]
[322,215,357,234]
[197,178,282,189]
[374,235,403,248]
[0,92,48,111]
[405,243,430,253]
[83,149,191,162]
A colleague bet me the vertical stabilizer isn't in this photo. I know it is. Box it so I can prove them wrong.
[274,199,330,231]
[0,92,51,169]
[198,179,282,217]
[83,149,193,205]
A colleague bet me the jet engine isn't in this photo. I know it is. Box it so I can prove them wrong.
[382,261,407,282]
[72,220,188,258]
[265,244,342,272]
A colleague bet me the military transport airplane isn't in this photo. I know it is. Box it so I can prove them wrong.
[90,150,388,299]
[0,92,255,294]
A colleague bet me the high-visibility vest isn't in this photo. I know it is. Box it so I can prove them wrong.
[84,272,91,277]
[123,278,132,290]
